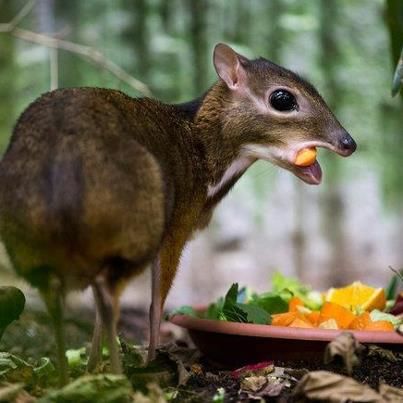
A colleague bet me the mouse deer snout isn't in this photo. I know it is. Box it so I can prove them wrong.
[339,131,357,154]
[331,128,357,156]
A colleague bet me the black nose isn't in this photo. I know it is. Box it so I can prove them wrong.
[339,133,357,153]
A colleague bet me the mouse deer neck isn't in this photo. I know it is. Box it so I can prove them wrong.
[195,82,255,192]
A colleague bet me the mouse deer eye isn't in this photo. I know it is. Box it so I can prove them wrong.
[269,89,297,112]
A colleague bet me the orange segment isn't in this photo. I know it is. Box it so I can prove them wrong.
[325,281,386,312]
[362,288,386,311]
[289,317,314,328]
[271,312,297,327]
[319,302,356,329]
[288,296,304,312]
[294,147,317,167]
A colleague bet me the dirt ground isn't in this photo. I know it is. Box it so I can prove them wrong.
[0,306,402,402]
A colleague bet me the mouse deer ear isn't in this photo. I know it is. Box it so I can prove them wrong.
[213,43,249,90]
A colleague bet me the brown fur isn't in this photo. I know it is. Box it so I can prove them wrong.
[0,48,354,333]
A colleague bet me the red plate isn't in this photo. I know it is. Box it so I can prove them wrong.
[170,314,403,367]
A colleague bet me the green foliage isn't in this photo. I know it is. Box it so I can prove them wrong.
[174,274,328,324]
[249,292,289,316]
[385,267,403,300]
[0,286,25,341]
[169,305,198,317]
[236,303,270,325]
[272,272,309,297]
[0,352,56,386]
[198,281,290,324]
[391,47,403,96]
[271,272,322,310]
[212,387,225,402]
[38,374,132,403]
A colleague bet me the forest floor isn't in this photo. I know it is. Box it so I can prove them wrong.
[0,306,402,402]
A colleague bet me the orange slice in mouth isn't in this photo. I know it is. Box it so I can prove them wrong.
[294,147,317,167]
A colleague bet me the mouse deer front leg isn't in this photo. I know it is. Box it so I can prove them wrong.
[147,257,161,362]
[147,235,186,363]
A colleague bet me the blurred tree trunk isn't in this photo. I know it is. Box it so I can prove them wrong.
[380,102,403,261]
[55,0,82,87]
[222,0,251,46]
[122,0,150,84]
[265,0,285,63]
[0,1,17,151]
[233,0,251,44]
[384,0,403,258]
[36,0,57,90]
[318,0,347,287]
[265,1,308,280]
[160,0,173,33]
[188,0,208,95]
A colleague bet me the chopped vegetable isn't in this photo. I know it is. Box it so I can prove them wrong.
[288,296,304,312]
[289,317,314,328]
[172,275,401,332]
[350,312,371,330]
[364,320,394,332]
[271,312,298,327]
[319,302,356,329]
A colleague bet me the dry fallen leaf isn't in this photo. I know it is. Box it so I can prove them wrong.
[240,367,298,400]
[246,381,285,400]
[379,383,403,402]
[157,343,201,386]
[0,383,25,401]
[241,375,267,392]
[231,361,274,379]
[292,370,383,403]
[324,332,364,375]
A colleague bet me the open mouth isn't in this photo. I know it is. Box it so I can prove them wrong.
[293,160,323,185]
[243,139,355,186]
[289,141,354,186]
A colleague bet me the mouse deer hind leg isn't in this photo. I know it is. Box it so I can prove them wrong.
[41,277,69,386]
[87,286,103,372]
[91,274,122,374]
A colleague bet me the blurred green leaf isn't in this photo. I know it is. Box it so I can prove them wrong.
[370,309,403,327]
[237,303,270,324]
[169,306,197,317]
[391,47,403,96]
[66,347,87,368]
[250,293,288,315]
[34,357,56,379]
[0,287,25,339]
[212,387,225,402]
[38,374,132,403]
[0,352,34,384]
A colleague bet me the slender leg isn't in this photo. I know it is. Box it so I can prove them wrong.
[147,257,161,363]
[87,286,103,372]
[92,276,122,374]
[42,278,69,386]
